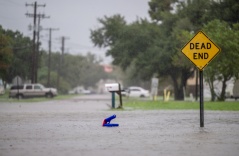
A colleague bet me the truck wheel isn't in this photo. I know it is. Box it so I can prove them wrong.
[140,94,145,98]
[46,92,53,98]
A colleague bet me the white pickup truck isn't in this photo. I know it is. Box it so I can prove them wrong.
[9,83,57,99]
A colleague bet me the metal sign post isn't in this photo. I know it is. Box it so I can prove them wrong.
[199,70,204,127]
[111,92,115,109]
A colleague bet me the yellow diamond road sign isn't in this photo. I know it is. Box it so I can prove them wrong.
[181,31,220,70]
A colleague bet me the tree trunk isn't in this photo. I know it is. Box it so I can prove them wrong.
[171,75,184,101]
[208,77,216,101]
[175,87,184,100]
[218,77,229,101]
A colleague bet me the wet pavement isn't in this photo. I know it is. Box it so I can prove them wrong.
[0,94,239,156]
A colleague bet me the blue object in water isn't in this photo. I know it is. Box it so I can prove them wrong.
[102,114,119,127]
[103,123,119,127]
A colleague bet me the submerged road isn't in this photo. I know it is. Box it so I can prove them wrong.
[0,94,239,156]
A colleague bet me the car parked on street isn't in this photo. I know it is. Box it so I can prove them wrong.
[121,86,150,98]
[9,83,57,99]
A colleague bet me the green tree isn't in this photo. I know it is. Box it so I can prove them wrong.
[177,0,210,31]
[207,0,239,26]
[91,14,126,48]
[62,52,105,89]
[90,0,194,100]
[39,51,111,93]
[177,0,239,101]
[0,26,32,84]
[0,33,13,85]
[90,13,195,100]
[203,20,239,101]
[91,16,160,75]
[90,0,239,100]
[148,0,178,22]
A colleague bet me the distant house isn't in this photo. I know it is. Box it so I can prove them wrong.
[102,65,113,73]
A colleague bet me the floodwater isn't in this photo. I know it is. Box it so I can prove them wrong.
[0,95,239,156]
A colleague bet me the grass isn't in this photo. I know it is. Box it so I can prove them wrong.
[123,99,239,111]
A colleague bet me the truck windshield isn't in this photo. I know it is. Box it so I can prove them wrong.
[35,84,45,89]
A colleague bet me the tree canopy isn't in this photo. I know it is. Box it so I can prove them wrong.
[203,20,239,101]
[0,26,32,85]
[90,0,239,101]
[0,32,13,80]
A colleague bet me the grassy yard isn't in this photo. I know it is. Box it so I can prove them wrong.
[123,100,239,111]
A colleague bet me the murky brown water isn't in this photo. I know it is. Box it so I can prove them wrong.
[0,96,239,156]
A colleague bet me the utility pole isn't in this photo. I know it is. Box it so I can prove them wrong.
[195,69,199,101]
[57,36,69,90]
[25,1,48,83]
[44,28,59,87]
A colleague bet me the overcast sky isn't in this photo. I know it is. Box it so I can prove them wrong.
[0,0,151,63]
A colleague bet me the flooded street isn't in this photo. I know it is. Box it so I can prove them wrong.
[0,95,239,156]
